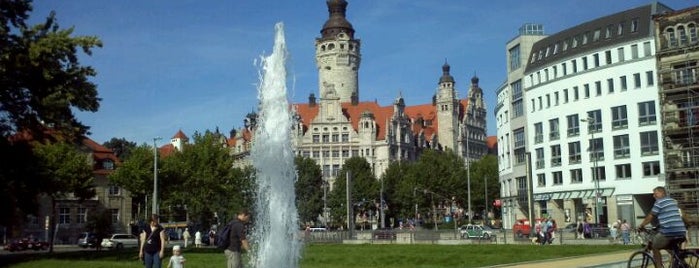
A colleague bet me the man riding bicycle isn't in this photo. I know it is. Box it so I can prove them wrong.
[637,186,688,268]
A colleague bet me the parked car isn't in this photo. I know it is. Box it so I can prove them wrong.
[459,224,495,239]
[101,234,139,249]
[4,238,49,252]
[78,232,98,248]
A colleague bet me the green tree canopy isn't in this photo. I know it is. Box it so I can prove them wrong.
[103,137,137,160]
[327,157,378,228]
[0,0,102,229]
[294,156,323,226]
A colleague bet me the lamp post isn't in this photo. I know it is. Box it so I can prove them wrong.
[466,133,472,223]
[380,176,385,229]
[581,117,601,225]
[322,180,328,228]
[152,137,162,215]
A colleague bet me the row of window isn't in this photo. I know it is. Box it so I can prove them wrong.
[534,130,659,169]
[663,23,698,49]
[530,18,640,64]
[530,42,652,87]
[300,148,375,158]
[536,161,660,187]
[312,133,351,143]
[531,71,654,112]
[533,102,656,144]
[57,207,119,224]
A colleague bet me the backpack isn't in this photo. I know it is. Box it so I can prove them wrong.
[216,221,234,249]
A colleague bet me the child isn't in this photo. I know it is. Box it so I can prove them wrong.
[167,245,186,268]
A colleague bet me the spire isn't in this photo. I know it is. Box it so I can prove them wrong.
[439,59,455,84]
[321,0,355,39]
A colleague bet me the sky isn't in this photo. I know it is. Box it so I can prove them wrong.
[29,0,696,146]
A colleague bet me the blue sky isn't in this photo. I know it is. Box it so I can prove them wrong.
[30,0,695,146]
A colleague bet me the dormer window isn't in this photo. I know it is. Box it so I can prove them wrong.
[103,160,114,170]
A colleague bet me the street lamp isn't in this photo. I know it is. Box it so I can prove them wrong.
[322,179,328,228]
[466,133,472,223]
[152,137,162,215]
[581,117,601,225]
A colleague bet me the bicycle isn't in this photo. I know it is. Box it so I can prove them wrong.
[627,228,699,268]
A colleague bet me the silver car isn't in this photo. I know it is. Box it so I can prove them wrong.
[101,234,139,249]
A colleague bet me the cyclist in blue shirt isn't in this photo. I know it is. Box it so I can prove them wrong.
[638,186,687,268]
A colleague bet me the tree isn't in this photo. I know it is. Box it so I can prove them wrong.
[103,137,137,160]
[327,157,378,229]
[108,145,155,198]
[159,130,246,227]
[0,0,102,231]
[294,156,323,226]
[468,155,500,221]
[34,141,95,252]
[1,0,102,140]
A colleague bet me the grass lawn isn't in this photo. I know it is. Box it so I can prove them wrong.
[5,244,633,268]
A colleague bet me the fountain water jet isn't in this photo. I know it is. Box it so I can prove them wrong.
[249,22,301,268]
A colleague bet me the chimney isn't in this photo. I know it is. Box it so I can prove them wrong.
[309,93,316,107]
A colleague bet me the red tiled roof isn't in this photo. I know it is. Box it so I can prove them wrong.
[159,144,176,158]
[295,101,394,140]
[172,129,189,140]
[486,136,498,150]
[82,138,120,164]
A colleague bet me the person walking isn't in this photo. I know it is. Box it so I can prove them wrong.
[182,228,191,248]
[139,214,167,268]
[637,186,687,268]
[620,219,631,245]
[224,209,251,268]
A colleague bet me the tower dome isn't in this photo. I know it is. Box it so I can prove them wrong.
[321,0,355,39]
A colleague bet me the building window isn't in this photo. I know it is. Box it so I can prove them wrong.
[605,25,613,39]
[537,173,546,187]
[342,150,349,157]
[638,101,656,125]
[572,59,578,73]
[546,94,551,107]
[568,141,581,164]
[631,19,639,32]
[554,92,559,106]
[103,160,114,170]
[605,50,612,64]
[620,75,628,91]
[536,148,545,169]
[567,114,580,137]
[77,207,87,224]
[673,61,698,85]
[592,166,606,181]
[646,71,654,86]
[642,161,661,176]
[332,150,340,157]
[571,169,583,183]
[509,44,521,71]
[587,110,602,132]
[562,62,567,75]
[618,22,625,35]
[110,209,119,224]
[563,89,569,103]
[583,57,589,70]
[322,150,329,157]
[312,151,320,158]
[611,105,628,129]
[590,137,604,161]
[584,84,590,98]
[322,135,329,143]
[613,134,630,158]
[551,145,561,167]
[616,164,632,180]
[640,131,659,155]
[631,44,639,59]
[618,47,625,62]
[331,134,339,142]
[342,133,349,142]
[593,53,600,67]
[595,81,602,96]
[607,78,614,93]
[312,135,319,143]
[633,73,641,88]
[59,208,70,224]
[108,185,120,196]
[643,41,651,57]
[549,119,559,140]
[553,171,563,185]
[534,122,543,143]
[513,100,524,118]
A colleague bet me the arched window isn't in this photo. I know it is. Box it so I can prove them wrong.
[666,28,677,47]
[688,23,697,44]
[678,25,687,45]
[328,43,335,50]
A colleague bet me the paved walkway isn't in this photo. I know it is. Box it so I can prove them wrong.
[486,250,635,268]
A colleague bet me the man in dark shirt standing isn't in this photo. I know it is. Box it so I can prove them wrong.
[225,209,251,268]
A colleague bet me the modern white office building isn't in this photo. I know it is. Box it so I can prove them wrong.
[498,3,676,228]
